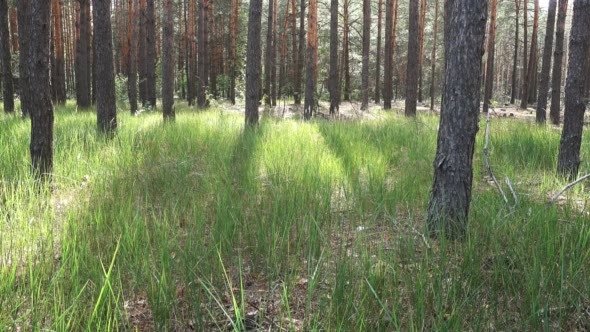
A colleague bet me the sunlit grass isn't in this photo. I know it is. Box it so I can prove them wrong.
[1,102,590,330]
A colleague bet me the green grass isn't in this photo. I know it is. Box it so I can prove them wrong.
[1,101,590,330]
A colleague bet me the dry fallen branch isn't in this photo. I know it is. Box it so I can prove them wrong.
[549,173,590,205]
[483,109,510,207]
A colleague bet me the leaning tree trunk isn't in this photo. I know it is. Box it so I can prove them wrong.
[536,0,557,123]
[374,0,382,104]
[405,0,420,117]
[29,0,54,180]
[245,0,262,126]
[550,0,569,125]
[383,0,394,110]
[329,0,339,115]
[304,0,317,120]
[146,0,156,107]
[483,0,497,113]
[0,0,14,113]
[360,0,370,110]
[556,0,590,179]
[127,0,138,115]
[92,0,117,134]
[427,0,488,240]
[162,0,175,120]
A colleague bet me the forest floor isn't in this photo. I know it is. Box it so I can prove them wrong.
[2,101,590,330]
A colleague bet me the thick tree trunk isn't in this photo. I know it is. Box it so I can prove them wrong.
[361,0,370,110]
[245,0,262,126]
[524,0,539,106]
[383,0,394,110]
[146,0,156,107]
[92,0,117,134]
[536,0,557,123]
[75,0,91,109]
[483,0,497,113]
[0,0,14,113]
[405,0,419,117]
[294,0,305,105]
[29,0,54,180]
[162,0,174,120]
[557,0,590,179]
[304,0,317,120]
[264,0,273,106]
[374,0,382,104]
[550,0,568,125]
[127,0,137,115]
[329,0,339,114]
[429,0,439,111]
[510,0,519,105]
[427,0,488,240]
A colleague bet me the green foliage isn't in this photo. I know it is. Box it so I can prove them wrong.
[1,104,590,330]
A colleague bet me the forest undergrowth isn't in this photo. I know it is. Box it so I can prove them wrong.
[1,101,590,330]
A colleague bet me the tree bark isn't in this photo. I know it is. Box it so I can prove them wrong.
[294,0,305,105]
[264,0,274,106]
[75,0,91,109]
[138,0,147,105]
[557,0,590,179]
[162,0,174,120]
[417,0,426,103]
[536,0,557,123]
[127,0,137,115]
[374,0,382,104]
[429,0,439,111]
[341,0,350,102]
[304,0,317,120]
[520,0,529,108]
[92,0,117,134]
[0,0,14,113]
[146,0,156,107]
[229,0,239,105]
[329,0,339,114]
[197,0,209,108]
[361,0,371,110]
[550,0,568,125]
[427,0,488,240]
[405,0,419,117]
[525,0,539,106]
[510,0,519,105]
[29,0,54,180]
[483,0,497,113]
[383,0,394,109]
[245,0,262,126]
[51,0,66,104]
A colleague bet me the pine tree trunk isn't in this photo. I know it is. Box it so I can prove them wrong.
[75,0,91,109]
[51,0,66,104]
[329,0,339,115]
[510,0,519,104]
[383,0,394,110]
[264,0,273,106]
[138,0,147,105]
[162,0,174,120]
[294,0,305,105]
[0,0,14,113]
[341,0,349,102]
[417,0,426,103]
[29,0,54,180]
[374,0,382,104]
[245,0,262,126]
[146,0,156,107]
[271,0,278,106]
[429,0,439,111]
[483,0,497,113]
[427,0,488,240]
[361,0,370,110]
[229,0,239,105]
[525,0,539,105]
[127,0,137,115]
[557,0,590,179]
[304,0,317,120]
[405,0,419,117]
[92,0,117,134]
[536,0,557,123]
[520,0,529,108]
[550,0,568,125]
[197,0,209,108]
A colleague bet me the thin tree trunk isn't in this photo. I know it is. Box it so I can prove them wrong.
[162,0,174,120]
[295,0,305,105]
[29,0,54,180]
[374,0,382,104]
[510,0,519,104]
[92,0,117,134]
[329,0,339,114]
[383,0,394,109]
[557,0,590,179]
[427,0,488,240]
[550,0,568,125]
[429,0,439,111]
[245,0,262,126]
[483,0,497,113]
[264,0,273,106]
[197,0,209,107]
[520,0,529,108]
[229,0,239,104]
[304,0,317,120]
[536,0,557,123]
[341,0,350,102]
[361,0,370,110]
[138,0,147,105]
[128,0,137,115]
[418,0,426,103]
[271,0,278,106]
[146,0,156,107]
[0,0,14,113]
[525,0,539,105]
[405,0,419,117]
